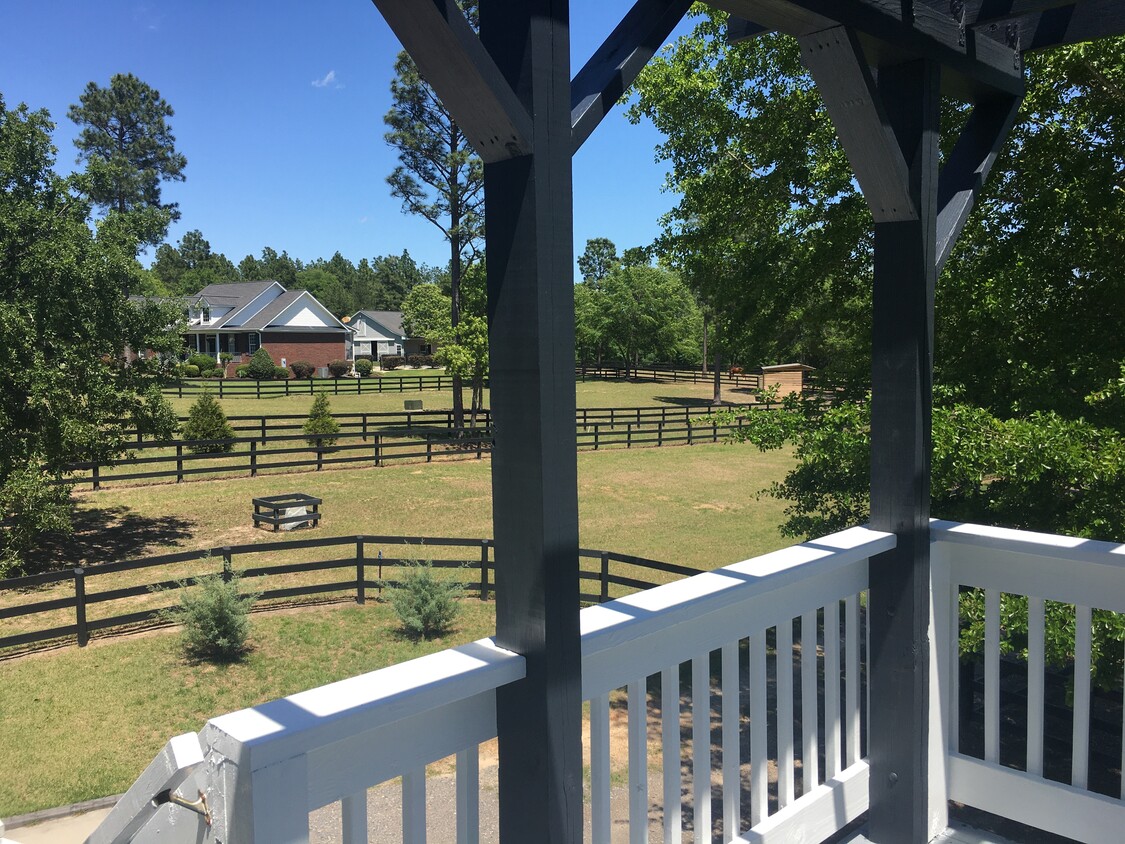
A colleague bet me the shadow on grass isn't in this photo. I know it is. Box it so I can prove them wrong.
[26,504,196,572]
[652,396,718,408]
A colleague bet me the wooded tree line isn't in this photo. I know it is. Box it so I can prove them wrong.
[147,230,443,318]
[630,11,1125,545]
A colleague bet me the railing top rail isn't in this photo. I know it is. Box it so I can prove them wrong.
[206,637,523,769]
[932,519,1125,568]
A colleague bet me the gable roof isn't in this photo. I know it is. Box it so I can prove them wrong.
[242,290,351,332]
[354,310,406,338]
[193,281,279,309]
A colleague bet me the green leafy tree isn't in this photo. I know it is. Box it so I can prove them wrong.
[303,394,340,448]
[384,0,484,428]
[68,73,186,245]
[152,229,238,294]
[0,96,182,574]
[246,347,277,380]
[368,250,427,310]
[401,283,452,344]
[601,264,702,373]
[181,391,234,453]
[239,246,301,287]
[295,267,349,317]
[440,315,489,427]
[577,237,619,284]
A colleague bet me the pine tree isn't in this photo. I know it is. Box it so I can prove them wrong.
[182,391,234,453]
[303,394,340,448]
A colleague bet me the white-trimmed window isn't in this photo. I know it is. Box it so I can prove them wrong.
[249,333,261,354]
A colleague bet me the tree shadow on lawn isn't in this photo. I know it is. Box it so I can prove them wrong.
[652,396,719,408]
[26,504,196,572]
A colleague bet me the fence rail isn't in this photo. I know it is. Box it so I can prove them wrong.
[0,535,699,651]
[65,406,760,490]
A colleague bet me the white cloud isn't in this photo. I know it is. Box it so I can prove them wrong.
[312,70,338,89]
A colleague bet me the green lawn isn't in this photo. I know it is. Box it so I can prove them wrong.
[2,442,794,816]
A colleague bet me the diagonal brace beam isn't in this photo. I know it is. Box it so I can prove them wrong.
[371,0,533,163]
[799,26,918,223]
[936,94,1022,273]
[571,0,693,153]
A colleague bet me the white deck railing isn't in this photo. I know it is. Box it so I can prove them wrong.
[932,521,1125,844]
[89,525,890,844]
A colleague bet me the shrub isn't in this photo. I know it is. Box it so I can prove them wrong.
[407,354,435,368]
[303,393,340,447]
[328,359,350,378]
[380,355,404,370]
[183,364,200,377]
[387,561,463,639]
[247,347,276,380]
[273,366,290,380]
[235,365,250,378]
[166,570,256,662]
[188,353,216,371]
[354,354,373,363]
[289,360,315,380]
[219,352,233,365]
[354,358,374,377]
[204,367,222,378]
[182,390,235,453]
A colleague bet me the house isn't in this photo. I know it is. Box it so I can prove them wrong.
[347,310,433,362]
[182,281,352,373]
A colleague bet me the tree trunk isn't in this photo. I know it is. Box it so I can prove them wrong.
[450,232,465,432]
[701,313,709,375]
[712,350,723,405]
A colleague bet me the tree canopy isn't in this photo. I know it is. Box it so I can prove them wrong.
[0,95,182,573]
[68,73,186,245]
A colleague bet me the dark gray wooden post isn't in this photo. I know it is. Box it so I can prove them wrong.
[481,2,583,840]
[480,540,489,601]
[74,567,88,647]
[866,58,941,844]
[222,547,234,583]
[356,536,365,605]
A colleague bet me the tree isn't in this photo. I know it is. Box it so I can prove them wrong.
[384,1,484,428]
[68,73,186,245]
[401,283,452,344]
[441,315,489,427]
[239,246,300,287]
[368,250,427,309]
[182,391,235,453]
[601,265,702,374]
[573,281,609,366]
[577,237,619,284]
[152,229,238,294]
[0,96,182,574]
[304,394,340,448]
[295,267,349,317]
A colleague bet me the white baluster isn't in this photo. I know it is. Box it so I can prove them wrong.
[721,642,741,836]
[984,589,1000,765]
[629,678,649,844]
[661,666,682,844]
[777,620,795,808]
[455,747,479,844]
[801,610,819,795]
[749,631,768,827]
[1072,604,1092,789]
[591,692,612,844]
[692,655,711,843]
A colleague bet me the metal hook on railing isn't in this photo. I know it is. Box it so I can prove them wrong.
[153,788,212,826]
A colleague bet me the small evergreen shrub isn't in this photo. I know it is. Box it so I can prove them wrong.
[188,353,216,371]
[354,358,374,377]
[327,359,350,378]
[235,365,250,378]
[247,347,276,380]
[166,571,256,662]
[303,393,340,447]
[183,390,235,453]
[354,354,373,363]
[183,364,200,377]
[204,367,222,378]
[387,561,463,639]
[380,355,404,370]
[407,354,435,367]
[289,360,315,380]
[273,366,290,380]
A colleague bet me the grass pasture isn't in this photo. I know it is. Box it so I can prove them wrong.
[2,425,795,816]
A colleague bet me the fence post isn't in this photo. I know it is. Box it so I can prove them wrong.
[256,380,261,400]
[377,549,384,595]
[316,438,324,471]
[75,567,88,647]
[92,464,100,491]
[219,379,224,399]
[627,423,632,449]
[658,421,663,447]
[222,547,233,583]
[176,444,184,483]
[362,413,368,442]
[594,424,600,451]
[480,541,490,601]
[688,418,694,445]
[600,552,610,603]
[250,440,258,477]
[713,420,718,442]
[261,417,267,444]
[374,435,381,467]
[427,436,433,463]
[356,536,366,605]
[476,435,483,459]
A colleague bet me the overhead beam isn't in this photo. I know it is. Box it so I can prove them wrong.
[990,0,1125,50]
[935,94,1022,272]
[727,15,772,42]
[799,27,917,222]
[918,0,1076,27]
[571,0,693,153]
[711,0,1026,95]
[371,0,533,163]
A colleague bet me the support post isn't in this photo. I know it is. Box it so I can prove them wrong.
[74,567,88,647]
[356,536,366,605]
[480,540,490,601]
[481,2,583,840]
[222,547,233,583]
[867,58,941,844]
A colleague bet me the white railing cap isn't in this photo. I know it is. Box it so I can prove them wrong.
[932,519,1125,567]
[580,525,894,650]
[206,637,522,767]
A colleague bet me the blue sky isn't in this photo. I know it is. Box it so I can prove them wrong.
[1,1,698,279]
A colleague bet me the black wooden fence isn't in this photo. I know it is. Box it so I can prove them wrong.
[0,534,699,650]
[67,405,762,490]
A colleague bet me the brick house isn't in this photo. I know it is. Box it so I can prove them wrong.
[182,281,352,374]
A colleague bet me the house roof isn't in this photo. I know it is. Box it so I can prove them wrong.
[354,310,407,338]
[238,291,305,330]
[193,281,279,309]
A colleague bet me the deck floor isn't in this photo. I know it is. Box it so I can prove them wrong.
[839,820,1022,844]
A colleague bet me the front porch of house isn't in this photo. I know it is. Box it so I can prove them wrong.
[88,519,1125,843]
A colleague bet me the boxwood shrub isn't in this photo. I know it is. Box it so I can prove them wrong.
[289,360,315,380]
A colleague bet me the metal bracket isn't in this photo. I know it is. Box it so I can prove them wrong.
[153,788,212,826]
[950,0,966,47]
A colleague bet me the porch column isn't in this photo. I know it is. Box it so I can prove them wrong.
[480,2,583,843]
[867,58,941,843]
